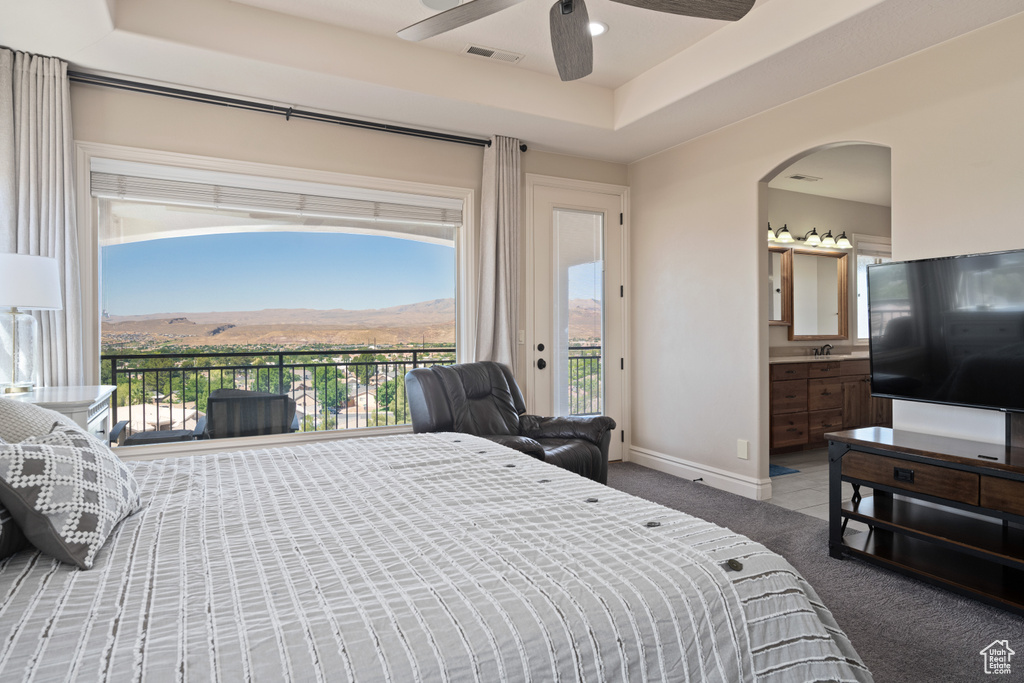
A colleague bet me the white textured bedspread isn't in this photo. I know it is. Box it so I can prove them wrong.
[0,433,871,682]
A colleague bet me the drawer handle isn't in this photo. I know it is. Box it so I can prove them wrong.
[785,394,797,399]
[787,427,799,432]
[893,467,915,483]
[822,391,832,396]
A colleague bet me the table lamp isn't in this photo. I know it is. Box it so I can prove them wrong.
[0,253,63,393]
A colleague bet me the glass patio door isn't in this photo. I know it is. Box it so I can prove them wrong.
[530,182,624,459]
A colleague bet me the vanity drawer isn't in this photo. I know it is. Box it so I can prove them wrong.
[980,476,1024,517]
[807,362,841,377]
[808,378,843,411]
[808,409,843,443]
[771,363,808,381]
[771,380,808,414]
[841,359,871,376]
[842,451,979,505]
[771,414,808,448]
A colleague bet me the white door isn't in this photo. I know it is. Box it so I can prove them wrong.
[528,179,626,460]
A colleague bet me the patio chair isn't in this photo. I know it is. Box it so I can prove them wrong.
[196,388,299,440]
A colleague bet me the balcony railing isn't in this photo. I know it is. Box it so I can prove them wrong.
[567,345,602,415]
[102,348,455,438]
[101,345,605,440]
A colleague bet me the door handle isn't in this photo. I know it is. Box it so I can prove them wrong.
[537,358,547,370]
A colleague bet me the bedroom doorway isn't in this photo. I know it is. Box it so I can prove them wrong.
[526,175,628,461]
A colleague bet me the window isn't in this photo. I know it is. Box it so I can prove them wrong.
[854,235,893,341]
[89,156,470,440]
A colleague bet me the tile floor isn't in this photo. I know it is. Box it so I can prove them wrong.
[767,447,870,533]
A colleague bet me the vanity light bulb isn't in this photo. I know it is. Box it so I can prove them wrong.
[836,232,853,249]
[820,231,837,248]
[805,230,821,247]
[777,228,795,243]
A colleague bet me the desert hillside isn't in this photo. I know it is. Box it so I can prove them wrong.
[103,297,603,350]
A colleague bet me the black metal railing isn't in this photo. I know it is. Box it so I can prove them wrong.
[102,348,455,438]
[101,344,605,440]
[567,345,602,415]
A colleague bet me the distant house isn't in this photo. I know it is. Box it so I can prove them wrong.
[118,402,202,435]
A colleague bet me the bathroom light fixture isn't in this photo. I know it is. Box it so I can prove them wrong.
[588,21,608,36]
[802,228,822,247]
[835,232,853,249]
[819,230,838,248]
[768,224,795,243]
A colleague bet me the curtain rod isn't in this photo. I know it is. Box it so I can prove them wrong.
[68,70,527,152]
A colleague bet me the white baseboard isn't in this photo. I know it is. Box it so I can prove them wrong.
[626,446,772,500]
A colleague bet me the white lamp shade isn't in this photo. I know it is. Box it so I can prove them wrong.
[0,253,63,310]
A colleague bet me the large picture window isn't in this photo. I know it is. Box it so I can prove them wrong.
[91,158,466,442]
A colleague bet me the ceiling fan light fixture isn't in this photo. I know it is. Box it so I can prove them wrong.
[588,21,608,36]
[421,0,461,10]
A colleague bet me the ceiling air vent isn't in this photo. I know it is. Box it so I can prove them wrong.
[788,174,823,182]
[463,44,524,64]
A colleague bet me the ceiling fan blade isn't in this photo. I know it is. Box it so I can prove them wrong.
[398,0,527,41]
[609,0,754,22]
[550,0,593,82]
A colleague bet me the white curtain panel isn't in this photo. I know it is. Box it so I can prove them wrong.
[474,135,521,373]
[0,48,84,387]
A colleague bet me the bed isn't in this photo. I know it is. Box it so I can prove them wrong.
[0,432,872,682]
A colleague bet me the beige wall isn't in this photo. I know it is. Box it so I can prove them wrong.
[767,188,891,351]
[627,12,1024,496]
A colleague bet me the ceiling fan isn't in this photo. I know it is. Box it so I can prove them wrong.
[398,0,756,82]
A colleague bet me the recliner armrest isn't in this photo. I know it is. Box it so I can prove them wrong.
[483,434,546,460]
[193,416,208,439]
[519,414,616,445]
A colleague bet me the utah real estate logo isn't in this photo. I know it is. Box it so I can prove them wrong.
[980,640,1015,675]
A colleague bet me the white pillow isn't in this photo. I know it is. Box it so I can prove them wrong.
[0,397,82,443]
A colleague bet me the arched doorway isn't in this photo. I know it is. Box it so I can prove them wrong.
[759,142,892,515]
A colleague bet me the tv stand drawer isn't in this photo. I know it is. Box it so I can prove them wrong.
[981,476,1024,517]
[842,451,979,505]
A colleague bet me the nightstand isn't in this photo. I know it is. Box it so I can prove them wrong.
[7,385,116,442]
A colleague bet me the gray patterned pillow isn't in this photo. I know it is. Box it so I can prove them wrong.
[0,424,140,569]
[0,397,80,443]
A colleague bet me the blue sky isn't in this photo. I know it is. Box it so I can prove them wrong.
[102,232,455,315]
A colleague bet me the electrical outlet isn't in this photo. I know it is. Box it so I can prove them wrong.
[737,439,749,460]
[517,330,525,344]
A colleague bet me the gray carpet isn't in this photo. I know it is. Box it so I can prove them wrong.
[607,462,1024,683]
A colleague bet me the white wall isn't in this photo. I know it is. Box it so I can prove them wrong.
[627,12,1024,496]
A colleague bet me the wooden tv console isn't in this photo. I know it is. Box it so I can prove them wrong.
[828,427,1024,616]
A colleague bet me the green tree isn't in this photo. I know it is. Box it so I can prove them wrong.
[376,375,410,423]
[312,367,349,412]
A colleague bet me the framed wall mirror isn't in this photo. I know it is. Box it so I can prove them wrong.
[790,249,849,340]
[768,246,792,326]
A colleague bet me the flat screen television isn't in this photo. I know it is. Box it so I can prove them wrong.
[868,248,1024,413]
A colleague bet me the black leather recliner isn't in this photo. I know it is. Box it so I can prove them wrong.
[405,361,616,483]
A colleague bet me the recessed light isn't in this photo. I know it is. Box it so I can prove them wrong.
[422,0,460,10]
[588,21,608,37]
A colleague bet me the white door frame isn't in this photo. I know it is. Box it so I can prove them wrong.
[524,173,630,459]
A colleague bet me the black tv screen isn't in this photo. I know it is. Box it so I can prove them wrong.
[868,248,1024,413]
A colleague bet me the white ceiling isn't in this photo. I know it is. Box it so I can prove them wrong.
[230,0,750,88]
[2,0,1023,164]
[769,144,892,207]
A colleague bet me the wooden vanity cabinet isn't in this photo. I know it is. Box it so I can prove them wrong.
[770,359,892,453]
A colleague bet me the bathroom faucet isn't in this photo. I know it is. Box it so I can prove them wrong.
[820,344,833,357]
